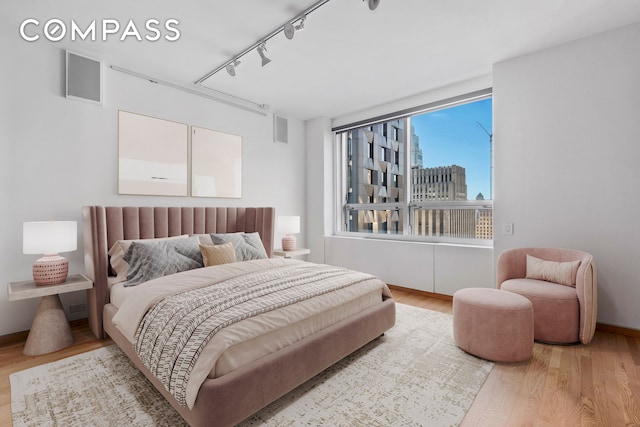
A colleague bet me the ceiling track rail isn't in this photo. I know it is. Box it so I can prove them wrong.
[111,65,268,116]
[193,0,331,85]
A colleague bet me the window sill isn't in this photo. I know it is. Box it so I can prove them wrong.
[329,232,493,249]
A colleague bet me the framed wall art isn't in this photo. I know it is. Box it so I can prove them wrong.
[117,110,188,196]
[191,126,242,198]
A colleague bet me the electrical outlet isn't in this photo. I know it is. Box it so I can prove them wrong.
[503,223,514,235]
[69,304,85,314]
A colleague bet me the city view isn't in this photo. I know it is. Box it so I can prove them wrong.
[412,98,492,200]
[342,97,493,240]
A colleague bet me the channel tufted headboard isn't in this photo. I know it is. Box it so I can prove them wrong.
[81,206,275,338]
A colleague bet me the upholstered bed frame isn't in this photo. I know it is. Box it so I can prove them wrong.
[82,206,396,427]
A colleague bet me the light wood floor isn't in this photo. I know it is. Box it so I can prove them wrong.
[1,288,639,427]
[392,287,640,427]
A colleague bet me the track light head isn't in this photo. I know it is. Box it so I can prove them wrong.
[284,16,306,40]
[225,59,241,76]
[365,0,380,10]
[257,43,271,67]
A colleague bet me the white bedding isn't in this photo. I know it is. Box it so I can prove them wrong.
[109,280,131,308]
[111,258,391,408]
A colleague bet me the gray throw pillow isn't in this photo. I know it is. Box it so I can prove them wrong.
[123,236,203,287]
[210,232,268,261]
[242,232,268,259]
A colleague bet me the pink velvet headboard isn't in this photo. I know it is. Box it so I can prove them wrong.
[81,206,275,339]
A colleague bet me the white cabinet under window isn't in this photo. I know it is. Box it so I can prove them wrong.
[324,236,493,296]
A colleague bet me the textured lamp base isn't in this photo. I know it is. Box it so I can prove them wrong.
[33,254,69,286]
[282,235,297,251]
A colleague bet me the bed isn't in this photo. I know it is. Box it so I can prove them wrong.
[82,206,396,427]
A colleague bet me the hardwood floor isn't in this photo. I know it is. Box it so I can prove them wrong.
[391,286,640,427]
[1,288,639,426]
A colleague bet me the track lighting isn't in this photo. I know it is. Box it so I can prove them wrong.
[284,16,306,40]
[257,43,271,67]
[196,0,380,84]
[225,59,241,76]
[365,0,380,10]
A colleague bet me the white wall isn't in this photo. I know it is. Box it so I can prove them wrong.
[0,37,306,336]
[493,23,640,329]
[305,117,334,264]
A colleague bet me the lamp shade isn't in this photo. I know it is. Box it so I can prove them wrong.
[23,221,77,254]
[23,221,77,285]
[278,216,300,235]
[278,216,300,251]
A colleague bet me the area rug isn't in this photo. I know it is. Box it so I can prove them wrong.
[10,303,493,427]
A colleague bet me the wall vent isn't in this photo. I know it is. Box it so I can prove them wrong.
[66,50,102,104]
[274,114,289,144]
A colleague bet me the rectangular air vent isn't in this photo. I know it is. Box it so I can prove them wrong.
[66,50,102,104]
[274,114,288,144]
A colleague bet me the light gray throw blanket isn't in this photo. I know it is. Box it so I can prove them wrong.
[133,262,376,406]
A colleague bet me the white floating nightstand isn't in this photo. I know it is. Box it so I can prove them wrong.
[273,248,311,259]
[8,274,93,356]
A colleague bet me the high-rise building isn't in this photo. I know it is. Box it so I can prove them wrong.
[346,120,405,234]
[411,165,479,239]
[410,125,423,168]
[475,209,493,239]
[411,165,467,202]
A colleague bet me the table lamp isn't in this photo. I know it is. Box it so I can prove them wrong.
[23,221,77,285]
[278,216,300,251]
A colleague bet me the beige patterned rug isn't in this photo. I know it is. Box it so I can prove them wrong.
[10,303,493,427]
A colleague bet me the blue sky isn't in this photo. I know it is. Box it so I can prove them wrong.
[411,98,492,200]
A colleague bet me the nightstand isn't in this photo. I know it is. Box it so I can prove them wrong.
[273,248,311,259]
[8,274,93,356]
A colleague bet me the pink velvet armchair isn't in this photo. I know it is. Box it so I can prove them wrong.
[497,247,597,344]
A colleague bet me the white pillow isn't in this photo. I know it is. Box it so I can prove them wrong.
[525,254,580,287]
[108,234,189,284]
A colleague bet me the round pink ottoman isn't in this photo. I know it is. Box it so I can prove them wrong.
[453,288,534,362]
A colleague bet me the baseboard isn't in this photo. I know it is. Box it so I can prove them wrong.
[0,330,29,347]
[0,318,89,347]
[596,322,640,338]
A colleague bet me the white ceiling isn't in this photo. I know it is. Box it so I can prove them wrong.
[5,0,640,120]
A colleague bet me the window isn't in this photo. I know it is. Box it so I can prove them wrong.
[336,90,493,243]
